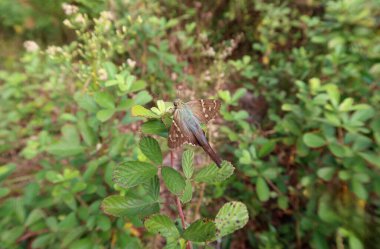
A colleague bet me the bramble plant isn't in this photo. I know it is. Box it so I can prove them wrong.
[1,1,380,248]
[101,101,249,248]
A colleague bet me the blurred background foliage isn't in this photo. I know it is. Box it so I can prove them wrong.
[0,0,379,248]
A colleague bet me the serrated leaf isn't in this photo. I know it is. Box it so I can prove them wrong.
[215,202,248,238]
[113,161,157,188]
[139,137,162,165]
[180,180,192,204]
[161,166,186,195]
[256,177,270,202]
[303,133,326,148]
[94,92,115,109]
[141,120,168,137]
[144,214,179,238]
[182,219,216,242]
[194,161,234,184]
[131,105,160,118]
[101,195,159,217]
[182,150,194,179]
[96,109,115,122]
[143,176,160,201]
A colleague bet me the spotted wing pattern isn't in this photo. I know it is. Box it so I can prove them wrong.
[168,111,197,148]
[186,99,221,123]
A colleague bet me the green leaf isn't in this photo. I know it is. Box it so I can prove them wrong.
[215,202,249,238]
[141,120,168,137]
[324,84,340,107]
[328,142,346,157]
[162,166,186,195]
[303,133,326,148]
[130,80,147,93]
[182,219,216,242]
[348,234,364,249]
[131,105,159,118]
[194,161,234,184]
[96,109,115,122]
[32,234,53,249]
[358,152,380,168]
[101,195,159,217]
[61,226,86,248]
[339,98,354,111]
[182,150,194,179]
[180,180,193,204]
[94,92,115,109]
[258,140,276,158]
[78,118,97,146]
[139,137,162,165]
[46,143,85,157]
[113,161,157,188]
[0,163,16,182]
[134,90,153,105]
[318,194,340,223]
[25,209,45,227]
[256,177,270,202]
[0,187,10,198]
[317,167,335,181]
[351,108,375,123]
[62,124,80,145]
[74,93,98,113]
[352,179,368,200]
[144,214,179,238]
[143,176,160,201]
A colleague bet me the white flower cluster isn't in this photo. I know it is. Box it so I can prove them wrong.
[23,41,39,52]
[62,3,79,15]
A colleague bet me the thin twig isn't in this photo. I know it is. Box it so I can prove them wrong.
[171,151,192,249]
[194,183,206,220]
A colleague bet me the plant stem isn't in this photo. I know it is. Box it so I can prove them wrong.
[170,151,192,249]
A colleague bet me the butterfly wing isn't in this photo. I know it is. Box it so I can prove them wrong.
[168,110,198,148]
[186,99,221,123]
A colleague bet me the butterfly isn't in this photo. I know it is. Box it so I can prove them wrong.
[168,99,222,167]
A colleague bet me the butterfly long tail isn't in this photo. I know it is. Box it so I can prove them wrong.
[191,129,222,167]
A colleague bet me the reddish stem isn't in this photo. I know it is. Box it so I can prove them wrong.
[170,151,192,249]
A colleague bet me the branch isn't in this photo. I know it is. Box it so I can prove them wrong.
[170,151,192,249]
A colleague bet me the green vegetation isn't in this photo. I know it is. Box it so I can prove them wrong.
[1,0,379,248]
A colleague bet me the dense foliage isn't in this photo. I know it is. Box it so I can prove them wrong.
[1,0,379,248]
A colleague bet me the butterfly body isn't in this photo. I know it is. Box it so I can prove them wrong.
[168,99,222,167]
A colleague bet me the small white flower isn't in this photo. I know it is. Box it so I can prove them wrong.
[205,47,215,57]
[100,11,115,20]
[23,41,39,52]
[171,72,178,81]
[98,69,108,81]
[62,3,79,15]
[127,58,136,69]
[46,46,62,56]
[63,19,72,28]
[74,14,86,25]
